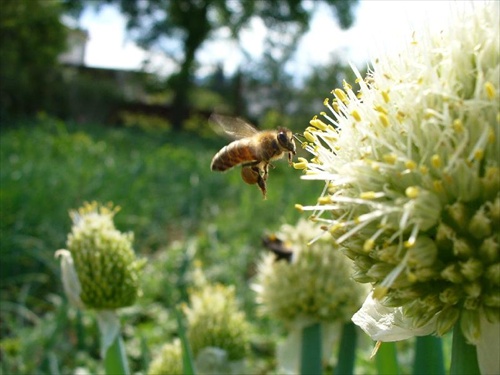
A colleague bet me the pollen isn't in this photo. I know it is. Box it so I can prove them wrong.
[485,81,496,99]
[294,204,304,212]
[323,98,329,106]
[433,180,444,192]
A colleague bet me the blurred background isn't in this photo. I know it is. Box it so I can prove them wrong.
[0,1,475,373]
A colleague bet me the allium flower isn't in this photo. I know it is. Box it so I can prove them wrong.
[183,284,250,365]
[253,219,367,325]
[295,3,499,374]
[55,202,146,358]
[147,339,183,375]
[56,202,145,310]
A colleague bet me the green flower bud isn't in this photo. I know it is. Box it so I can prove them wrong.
[468,208,492,239]
[148,340,183,375]
[184,284,250,361]
[253,219,367,325]
[436,306,460,336]
[65,202,145,309]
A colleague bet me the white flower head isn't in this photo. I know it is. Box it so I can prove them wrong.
[297,3,499,374]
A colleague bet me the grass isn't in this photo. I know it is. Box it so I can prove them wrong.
[0,116,322,373]
[0,117,453,374]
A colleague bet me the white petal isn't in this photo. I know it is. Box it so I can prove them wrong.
[55,249,84,308]
[477,316,500,375]
[96,310,120,359]
[352,291,436,342]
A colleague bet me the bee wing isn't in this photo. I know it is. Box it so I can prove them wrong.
[210,114,258,140]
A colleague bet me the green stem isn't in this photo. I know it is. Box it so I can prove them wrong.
[413,335,445,375]
[450,323,480,375]
[301,322,322,375]
[376,341,399,375]
[103,334,130,375]
[175,307,196,375]
[335,321,357,375]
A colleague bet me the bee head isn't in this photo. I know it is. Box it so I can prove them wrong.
[277,128,296,154]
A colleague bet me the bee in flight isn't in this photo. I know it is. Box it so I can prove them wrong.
[210,114,296,199]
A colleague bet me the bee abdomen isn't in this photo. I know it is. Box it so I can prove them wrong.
[211,140,257,171]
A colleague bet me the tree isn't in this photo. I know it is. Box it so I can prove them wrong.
[90,0,359,129]
[0,0,69,121]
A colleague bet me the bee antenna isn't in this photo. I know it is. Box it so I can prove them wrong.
[293,133,306,143]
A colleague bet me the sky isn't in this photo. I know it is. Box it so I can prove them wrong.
[77,1,484,81]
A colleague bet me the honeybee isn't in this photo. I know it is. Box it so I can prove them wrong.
[210,114,296,199]
[262,233,294,262]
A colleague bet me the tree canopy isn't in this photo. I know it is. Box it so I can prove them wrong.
[92,0,359,128]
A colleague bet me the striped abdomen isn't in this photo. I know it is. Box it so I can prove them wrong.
[211,139,259,171]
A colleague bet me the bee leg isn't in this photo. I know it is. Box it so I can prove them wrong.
[256,172,267,199]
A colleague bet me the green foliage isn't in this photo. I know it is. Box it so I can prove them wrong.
[0,0,67,120]
[0,117,319,372]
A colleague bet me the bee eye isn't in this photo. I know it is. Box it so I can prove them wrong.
[277,132,288,145]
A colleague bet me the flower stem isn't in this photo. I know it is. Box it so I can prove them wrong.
[335,321,357,375]
[376,342,399,375]
[413,335,444,375]
[103,334,130,375]
[175,306,196,375]
[301,322,322,375]
[450,323,480,375]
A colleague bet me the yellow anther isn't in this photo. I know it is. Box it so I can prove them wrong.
[304,131,316,143]
[360,191,378,199]
[379,114,390,127]
[453,119,464,133]
[383,153,397,164]
[432,181,444,194]
[419,165,429,174]
[405,160,417,170]
[374,105,388,115]
[381,90,390,103]
[485,81,496,100]
[318,196,332,204]
[405,186,420,199]
[334,88,348,103]
[431,154,442,168]
[352,110,362,122]
[363,239,375,252]
[474,149,484,161]
[294,204,304,212]
[310,118,328,130]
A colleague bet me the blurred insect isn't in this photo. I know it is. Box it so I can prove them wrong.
[210,114,296,199]
[262,233,294,262]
